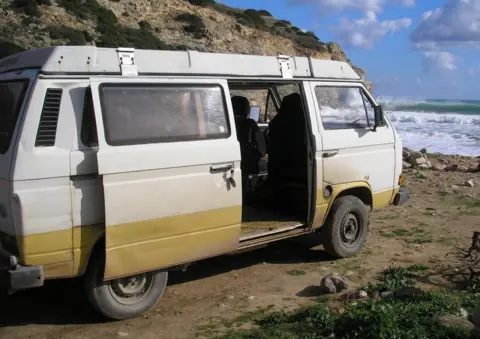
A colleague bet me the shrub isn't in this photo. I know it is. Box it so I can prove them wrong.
[243,9,266,27]
[175,13,207,38]
[294,35,327,52]
[12,0,41,17]
[186,0,215,6]
[47,26,87,45]
[36,0,52,4]
[0,39,25,59]
[274,21,289,27]
[56,0,117,28]
[257,9,272,17]
[138,20,153,31]
[297,30,320,40]
[291,26,301,32]
[278,19,291,26]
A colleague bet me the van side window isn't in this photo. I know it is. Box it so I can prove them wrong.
[315,86,372,130]
[80,87,98,147]
[0,81,29,154]
[99,84,230,146]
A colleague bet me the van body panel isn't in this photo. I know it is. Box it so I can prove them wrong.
[0,71,36,244]
[89,77,243,279]
[301,81,324,230]
[11,79,85,268]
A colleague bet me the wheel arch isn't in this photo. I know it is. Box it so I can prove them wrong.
[318,182,373,227]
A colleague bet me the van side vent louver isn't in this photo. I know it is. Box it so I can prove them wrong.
[35,88,63,147]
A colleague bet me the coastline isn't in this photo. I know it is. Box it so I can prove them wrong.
[403,147,480,173]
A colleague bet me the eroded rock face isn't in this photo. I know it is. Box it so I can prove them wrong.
[0,1,373,94]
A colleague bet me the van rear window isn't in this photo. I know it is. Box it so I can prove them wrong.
[0,80,29,154]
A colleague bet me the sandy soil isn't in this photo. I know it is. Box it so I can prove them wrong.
[1,156,479,339]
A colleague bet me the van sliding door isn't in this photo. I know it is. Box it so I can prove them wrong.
[89,78,242,280]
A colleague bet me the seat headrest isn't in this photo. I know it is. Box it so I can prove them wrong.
[231,96,250,118]
[280,93,303,113]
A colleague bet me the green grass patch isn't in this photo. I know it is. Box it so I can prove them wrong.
[441,195,480,210]
[216,293,472,339]
[363,264,428,293]
[380,226,433,244]
[286,269,306,276]
[208,265,474,339]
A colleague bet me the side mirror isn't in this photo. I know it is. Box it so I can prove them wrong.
[373,105,385,131]
[249,106,261,122]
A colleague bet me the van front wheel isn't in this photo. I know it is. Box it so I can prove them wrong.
[84,255,168,320]
[321,195,369,258]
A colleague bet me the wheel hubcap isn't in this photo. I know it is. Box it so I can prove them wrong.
[341,212,361,246]
[109,273,154,305]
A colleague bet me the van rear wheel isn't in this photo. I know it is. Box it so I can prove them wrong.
[321,195,369,258]
[84,254,168,320]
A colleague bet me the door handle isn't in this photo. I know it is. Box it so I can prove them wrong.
[323,150,338,158]
[210,163,234,173]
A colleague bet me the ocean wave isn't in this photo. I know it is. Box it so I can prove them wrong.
[386,110,480,125]
[377,97,480,115]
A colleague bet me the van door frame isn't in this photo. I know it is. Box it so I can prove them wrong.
[267,81,318,229]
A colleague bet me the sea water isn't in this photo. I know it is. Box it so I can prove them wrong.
[378,98,480,156]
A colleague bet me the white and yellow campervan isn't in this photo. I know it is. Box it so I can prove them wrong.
[0,46,409,319]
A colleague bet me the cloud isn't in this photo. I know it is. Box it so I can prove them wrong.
[411,0,480,49]
[288,0,415,15]
[422,51,456,72]
[333,13,412,49]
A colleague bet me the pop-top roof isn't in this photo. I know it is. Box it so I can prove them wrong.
[0,46,361,80]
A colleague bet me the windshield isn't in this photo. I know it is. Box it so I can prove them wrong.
[0,80,29,154]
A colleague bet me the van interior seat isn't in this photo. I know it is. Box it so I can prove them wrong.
[267,92,308,184]
[231,96,267,176]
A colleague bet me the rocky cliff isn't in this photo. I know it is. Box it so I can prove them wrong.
[0,0,372,91]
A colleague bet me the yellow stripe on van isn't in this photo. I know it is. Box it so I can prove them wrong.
[104,205,242,279]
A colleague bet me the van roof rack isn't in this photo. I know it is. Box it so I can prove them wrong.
[0,46,361,80]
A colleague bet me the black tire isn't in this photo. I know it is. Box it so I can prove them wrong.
[84,254,168,320]
[321,195,369,258]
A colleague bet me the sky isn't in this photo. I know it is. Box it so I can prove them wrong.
[218,0,480,100]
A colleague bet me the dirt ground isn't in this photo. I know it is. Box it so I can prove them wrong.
[1,159,479,339]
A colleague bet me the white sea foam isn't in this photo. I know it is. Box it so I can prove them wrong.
[386,110,480,156]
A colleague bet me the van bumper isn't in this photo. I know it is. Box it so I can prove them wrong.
[393,188,410,206]
[0,254,44,291]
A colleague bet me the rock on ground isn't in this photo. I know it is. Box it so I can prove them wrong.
[319,274,348,294]
[436,315,475,331]
[465,179,475,187]
[432,163,446,171]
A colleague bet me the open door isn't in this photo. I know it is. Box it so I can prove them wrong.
[89,77,242,280]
